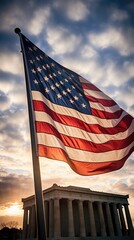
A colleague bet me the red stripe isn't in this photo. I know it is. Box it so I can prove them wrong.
[82,82,100,91]
[38,145,134,176]
[33,100,133,135]
[36,121,134,152]
[86,95,117,107]
[92,108,123,119]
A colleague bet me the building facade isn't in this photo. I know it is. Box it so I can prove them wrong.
[22,184,134,239]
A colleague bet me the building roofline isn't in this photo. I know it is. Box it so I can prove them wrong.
[22,184,129,202]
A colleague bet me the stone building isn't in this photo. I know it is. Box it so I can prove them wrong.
[22,184,134,239]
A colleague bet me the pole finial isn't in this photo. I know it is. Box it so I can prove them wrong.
[14,28,21,34]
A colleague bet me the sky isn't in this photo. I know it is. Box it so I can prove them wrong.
[0,0,134,229]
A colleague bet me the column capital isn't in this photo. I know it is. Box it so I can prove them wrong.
[53,197,60,200]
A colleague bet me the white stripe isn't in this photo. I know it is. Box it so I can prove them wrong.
[90,102,120,113]
[84,88,112,100]
[37,133,133,162]
[79,76,113,101]
[35,112,134,144]
[32,91,127,127]
[79,76,89,84]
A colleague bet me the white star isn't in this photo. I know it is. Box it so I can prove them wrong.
[33,46,38,51]
[49,74,53,79]
[42,65,46,70]
[44,76,49,81]
[51,63,55,67]
[62,90,67,95]
[57,93,62,99]
[46,64,50,68]
[37,67,42,72]
[56,83,60,87]
[74,96,79,100]
[53,73,57,77]
[81,103,86,108]
[70,99,74,104]
[45,87,50,93]
[79,93,82,96]
[65,79,68,82]
[34,79,38,84]
[67,88,71,93]
[72,85,75,89]
[30,60,33,64]
[58,71,61,75]
[36,57,40,61]
[60,81,64,85]
[28,47,33,51]
[51,85,55,90]
[40,55,43,59]
[32,69,36,74]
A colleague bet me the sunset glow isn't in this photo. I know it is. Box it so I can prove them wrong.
[5,203,23,216]
[0,0,134,229]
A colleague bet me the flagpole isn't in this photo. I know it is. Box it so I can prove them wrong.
[14,28,47,240]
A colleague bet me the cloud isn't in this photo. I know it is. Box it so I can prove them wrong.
[27,6,51,35]
[111,9,129,21]
[114,77,134,114]
[65,0,89,21]
[81,45,98,59]
[0,52,23,76]
[0,91,10,111]
[88,27,134,56]
[46,26,81,55]
[53,0,89,22]
[0,5,24,31]
[0,170,34,204]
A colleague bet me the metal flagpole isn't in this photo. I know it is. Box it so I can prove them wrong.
[14,28,47,240]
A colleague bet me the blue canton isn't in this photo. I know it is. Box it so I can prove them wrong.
[22,34,91,115]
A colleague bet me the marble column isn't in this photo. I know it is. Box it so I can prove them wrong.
[67,199,75,237]
[97,202,107,236]
[88,201,96,237]
[49,199,53,238]
[54,198,61,238]
[118,204,127,235]
[105,202,114,236]
[112,203,122,236]
[27,208,32,238]
[78,200,86,237]
[22,208,28,239]
[124,204,134,236]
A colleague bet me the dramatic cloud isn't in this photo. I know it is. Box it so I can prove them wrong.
[0,170,33,204]
[46,26,81,55]
[53,0,89,22]
[65,0,89,21]
[0,52,23,76]
[88,27,134,56]
[27,6,51,35]
[0,0,134,227]
[0,5,24,31]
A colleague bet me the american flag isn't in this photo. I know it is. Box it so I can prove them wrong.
[21,34,134,175]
